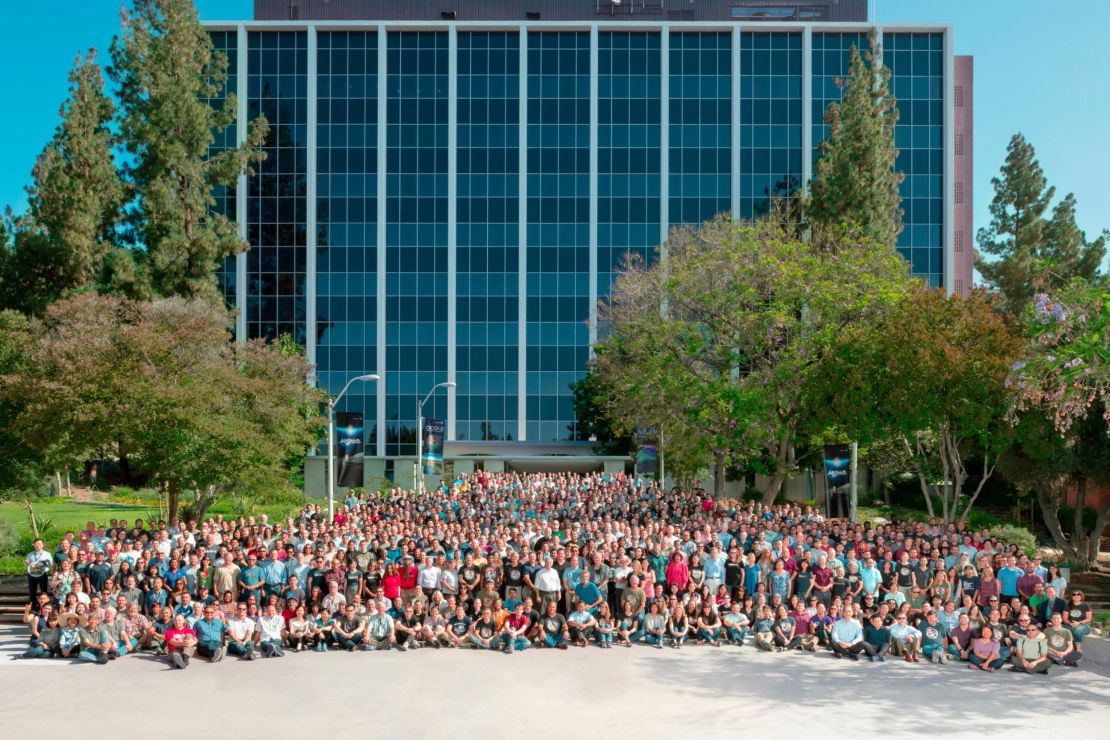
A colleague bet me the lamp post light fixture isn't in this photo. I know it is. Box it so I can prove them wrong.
[326,373,380,521]
[415,381,456,493]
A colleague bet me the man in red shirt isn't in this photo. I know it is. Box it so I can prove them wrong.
[399,556,419,605]
[164,614,198,669]
[501,601,531,654]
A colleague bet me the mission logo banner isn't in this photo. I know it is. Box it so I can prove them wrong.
[635,442,659,475]
[422,418,445,475]
[335,412,364,487]
[823,444,851,492]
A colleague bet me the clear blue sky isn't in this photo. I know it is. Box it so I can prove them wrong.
[3,1,1107,253]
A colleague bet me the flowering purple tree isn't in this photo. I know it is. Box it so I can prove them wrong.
[1012,280,1110,434]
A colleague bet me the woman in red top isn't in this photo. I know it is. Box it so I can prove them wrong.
[381,563,402,601]
[665,552,690,590]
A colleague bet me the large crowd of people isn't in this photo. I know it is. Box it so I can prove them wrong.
[17,471,1094,675]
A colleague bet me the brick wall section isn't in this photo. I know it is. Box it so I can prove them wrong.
[952,56,973,296]
[1063,480,1110,510]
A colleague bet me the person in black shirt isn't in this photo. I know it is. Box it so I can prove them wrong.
[536,601,569,649]
[470,608,498,650]
[445,605,471,648]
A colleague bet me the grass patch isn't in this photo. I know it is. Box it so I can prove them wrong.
[0,501,154,541]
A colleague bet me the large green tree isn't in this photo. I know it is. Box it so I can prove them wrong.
[0,52,125,314]
[594,213,908,500]
[977,134,1107,315]
[110,0,267,301]
[1,295,324,521]
[808,29,903,249]
[807,287,1023,523]
[1000,406,1110,571]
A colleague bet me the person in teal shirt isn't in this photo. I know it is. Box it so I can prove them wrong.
[919,611,950,663]
[573,571,603,615]
[859,558,882,599]
[193,605,227,662]
[237,556,264,602]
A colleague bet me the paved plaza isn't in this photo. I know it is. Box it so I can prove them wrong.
[2,627,1108,739]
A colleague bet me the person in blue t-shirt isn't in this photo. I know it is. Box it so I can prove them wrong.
[573,571,603,616]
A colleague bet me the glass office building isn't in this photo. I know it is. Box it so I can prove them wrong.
[206,2,972,488]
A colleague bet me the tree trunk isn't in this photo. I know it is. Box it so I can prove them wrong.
[167,480,181,523]
[25,497,39,539]
[1087,500,1110,571]
[55,471,63,497]
[762,475,786,506]
[713,450,726,499]
[1035,480,1082,567]
[1074,477,1088,556]
[762,433,794,505]
[901,433,935,519]
[119,450,135,487]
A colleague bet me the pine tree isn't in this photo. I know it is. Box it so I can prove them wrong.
[0,52,123,315]
[109,0,267,302]
[976,134,1053,313]
[977,133,1106,313]
[1041,193,1107,289]
[808,29,903,249]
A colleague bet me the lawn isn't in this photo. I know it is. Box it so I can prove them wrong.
[0,500,157,575]
[0,500,155,539]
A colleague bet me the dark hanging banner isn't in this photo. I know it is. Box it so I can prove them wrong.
[823,444,851,491]
[422,418,445,475]
[635,442,659,475]
[823,443,851,518]
[335,412,364,487]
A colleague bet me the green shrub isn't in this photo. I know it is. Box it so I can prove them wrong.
[0,519,19,557]
[0,555,25,576]
[990,524,1037,556]
[965,510,1001,529]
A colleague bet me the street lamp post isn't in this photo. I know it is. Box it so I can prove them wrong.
[327,373,380,521]
[416,381,456,494]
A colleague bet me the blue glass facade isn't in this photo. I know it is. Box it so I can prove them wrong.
[739,32,802,219]
[669,32,732,226]
[457,32,520,442]
[385,32,449,456]
[598,32,661,295]
[887,32,945,288]
[317,31,379,446]
[246,31,307,344]
[525,32,590,443]
[209,30,239,313]
[210,23,953,466]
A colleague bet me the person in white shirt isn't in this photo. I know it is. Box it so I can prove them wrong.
[257,605,286,657]
[322,581,347,614]
[227,604,260,660]
[534,557,562,612]
[418,560,442,598]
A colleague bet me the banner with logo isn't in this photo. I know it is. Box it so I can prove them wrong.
[635,442,659,475]
[422,418,445,475]
[335,412,364,487]
[823,444,851,491]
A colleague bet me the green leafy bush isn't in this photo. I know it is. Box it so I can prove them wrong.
[990,524,1037,556]
[0,519,19,556]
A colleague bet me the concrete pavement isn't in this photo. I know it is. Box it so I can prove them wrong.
[1,627,1108,738]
